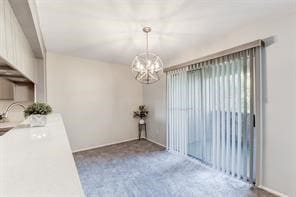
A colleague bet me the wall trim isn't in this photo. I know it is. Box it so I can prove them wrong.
[146,138,166,148]
[72,137,138,153]
[73,138,166,153]
[257,185,288,197]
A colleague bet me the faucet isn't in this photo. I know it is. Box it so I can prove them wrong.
[0,102,26,122]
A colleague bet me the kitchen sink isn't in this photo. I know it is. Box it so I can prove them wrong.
[0,127,13,136]
[0,122,30,136]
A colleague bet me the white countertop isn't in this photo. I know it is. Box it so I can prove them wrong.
[0,114,85,197]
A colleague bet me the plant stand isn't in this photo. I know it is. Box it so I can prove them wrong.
[138,123,147,140]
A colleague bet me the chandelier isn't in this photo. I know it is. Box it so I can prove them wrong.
[131,27,163,84]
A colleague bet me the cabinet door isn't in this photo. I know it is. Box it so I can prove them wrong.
[4,0,13,62]
[0,1,6,56]
[0,78,14,100]
[0,0,36,83]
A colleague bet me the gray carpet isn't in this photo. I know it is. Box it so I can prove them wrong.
[73,140,275,197]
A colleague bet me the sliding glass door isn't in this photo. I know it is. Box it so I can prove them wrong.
[187,69,211,163]
[167,49,257,183]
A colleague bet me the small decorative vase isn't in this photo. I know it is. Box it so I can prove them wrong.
[30,115,47,127]
[139,119,145,124]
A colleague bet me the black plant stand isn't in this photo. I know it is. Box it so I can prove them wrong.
[138,123,147,140]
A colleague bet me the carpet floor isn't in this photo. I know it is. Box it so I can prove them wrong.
[73,139,275,197]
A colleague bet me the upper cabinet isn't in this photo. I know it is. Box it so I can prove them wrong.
[0,0,36,83]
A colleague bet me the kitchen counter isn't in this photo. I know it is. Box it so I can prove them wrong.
[0,121,22,129]
[0,113,85,197]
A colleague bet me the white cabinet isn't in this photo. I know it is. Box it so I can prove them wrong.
[0,0,36,83]
[0,1,7,57]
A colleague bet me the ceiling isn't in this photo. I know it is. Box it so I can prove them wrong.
[36,0,296,66]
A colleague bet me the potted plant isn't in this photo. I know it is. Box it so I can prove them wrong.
[133,105,148,124]
[24,102,52,127]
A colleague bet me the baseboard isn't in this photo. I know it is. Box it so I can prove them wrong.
[257,185,288,197]
[72,137,138,153]
[146,138,166,148]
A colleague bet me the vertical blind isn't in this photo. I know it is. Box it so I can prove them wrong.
[166,68,188,155]
[167,48,257,183]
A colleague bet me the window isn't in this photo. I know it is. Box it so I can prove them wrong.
[167,47,259,184]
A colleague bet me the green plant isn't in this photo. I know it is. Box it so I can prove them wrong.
[24,102,52,117]
[133,105,148,119]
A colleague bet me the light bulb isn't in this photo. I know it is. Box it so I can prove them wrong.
[147,60,152,67]
[136,61,141,69]
[155,62,159,69]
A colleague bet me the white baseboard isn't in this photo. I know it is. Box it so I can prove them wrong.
[257,185,288,197]
[72,137,138,153]
[146,138,166,148]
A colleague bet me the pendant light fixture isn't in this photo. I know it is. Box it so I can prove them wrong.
[131,27,163,84]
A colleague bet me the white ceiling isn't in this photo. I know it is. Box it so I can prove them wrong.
[36,0,296,65]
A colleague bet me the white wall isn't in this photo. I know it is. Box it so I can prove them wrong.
[143,77,166,146]
[143,12,296,196]
[46,52,143,152]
